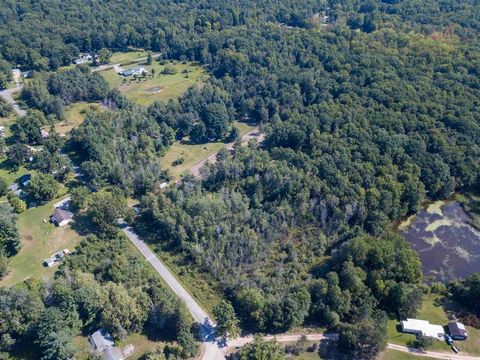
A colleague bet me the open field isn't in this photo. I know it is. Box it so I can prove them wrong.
[53,102,100,136]
[99,61,207,105]
[387,293,480,355]
[162,121,257,180]
[110,50,148,64]
[0,191,84,287]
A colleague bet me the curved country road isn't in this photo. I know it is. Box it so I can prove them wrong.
[119,128,478,360]
[120,221,479,360]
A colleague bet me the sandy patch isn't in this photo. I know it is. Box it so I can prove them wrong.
[146,86,165,94]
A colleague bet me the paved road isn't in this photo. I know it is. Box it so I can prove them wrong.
[120,221,213,325]
[189,128,265,177]
[120,221,226,359]
[119,128,479,360]
[0,85,25,116]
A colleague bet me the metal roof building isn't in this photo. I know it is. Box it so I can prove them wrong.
[400,318,445,340]
[448,322,469,340]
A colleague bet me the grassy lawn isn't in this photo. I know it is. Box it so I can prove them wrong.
[110,50,148,64]
[53,102,100,136]
[0,191,84,287]
[0,157,29,187]
[387,293,480,355]
[380,349,436,360]
[99,61,208,105]
[162,121,257,180]
[162,141,226,180]
[117,333,163,360]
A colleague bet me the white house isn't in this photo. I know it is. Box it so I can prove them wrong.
[401,318,445,340]
[120,66,147,77]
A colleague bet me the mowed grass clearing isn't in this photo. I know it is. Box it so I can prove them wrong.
[387,293,480,355]
[53,102,101,136]
[0,157,29,188]
[162,121,258,180]
[110,50,148,64]
[100,61,207,105]
[0,191,84,287]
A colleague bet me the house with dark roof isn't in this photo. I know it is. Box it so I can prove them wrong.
[448,322,469,340]
[90,329,114,353]
[51,208,73,227]
[90,329,129,360]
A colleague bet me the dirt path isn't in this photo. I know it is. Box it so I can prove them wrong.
[387,343,480,360]
[189,128,265,177]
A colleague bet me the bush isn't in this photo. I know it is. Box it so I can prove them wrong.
[0,178,8,197]
[161,65,177,75]
[8,196,26,213]
[409,336,434,350]
[172,157,184,166]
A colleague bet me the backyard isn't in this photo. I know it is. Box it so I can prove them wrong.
[0,192,84,287]
[99,61,207,105]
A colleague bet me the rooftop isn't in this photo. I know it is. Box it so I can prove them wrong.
[51,208,73,224]
[401,318,445,339]
[91,329,114,352]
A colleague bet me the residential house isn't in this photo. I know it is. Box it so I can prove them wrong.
[51,208,73,227]
[90,329,115,352]
[448,322,469,340]
[400,318,445,340]
[120,66,147,77]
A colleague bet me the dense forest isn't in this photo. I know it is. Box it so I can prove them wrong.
[1,0,480,359]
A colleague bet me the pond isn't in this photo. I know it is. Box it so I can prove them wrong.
[399,200,480,283]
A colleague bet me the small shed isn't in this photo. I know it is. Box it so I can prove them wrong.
[51,208,73,227]
[90,329,114,352]
[40,129,49,139]
[448,322,468,340]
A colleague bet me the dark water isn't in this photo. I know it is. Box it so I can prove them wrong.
[400,201,480,283]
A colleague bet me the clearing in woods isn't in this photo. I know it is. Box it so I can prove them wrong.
[99,61,208,105]
[162,121,258,180]
[0,191,84,287]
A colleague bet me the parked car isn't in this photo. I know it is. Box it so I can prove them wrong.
[445,334,454,345]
